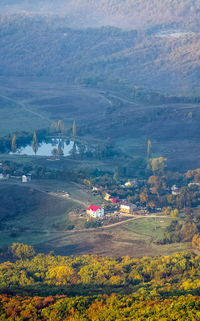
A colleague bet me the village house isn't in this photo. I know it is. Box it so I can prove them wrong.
[92,186,101,192]
[87,205,104,218]
[104,193,111,201]
[188,182,200,188]
[22,174,31,183]
[111,198,120,204]
[0,173,9,180]
[120,202,137,214]
[171,185,180,196]
[123,179,138,188]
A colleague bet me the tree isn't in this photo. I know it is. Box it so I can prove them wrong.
[32,131,38,155]
[70,142,77,159]
[113,172,118,183]
[72,120,76,137]
[170,208,179,219]
[151,157,167,173]
[11,135,17,153]
[140,189,148,204]
[51,148,58,157]
[147,139,151,159]
[162,207,171,215]
[57,120,65,133]
[57,142,64,157]
[11,243,35,260]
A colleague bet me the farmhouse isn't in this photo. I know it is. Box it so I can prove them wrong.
[120,202,137,214]
[87,205,104,218]
[123,179,138,188]
[111,198,120,203]
[171,185,180,195]
[104,193,111,201]
[22,174,31,183]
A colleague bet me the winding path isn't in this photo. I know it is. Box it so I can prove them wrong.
[0,93,51,121]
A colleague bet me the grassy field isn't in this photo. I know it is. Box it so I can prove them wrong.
[123,217,172,240]
[37,215,189,257]
[1,76,200,171]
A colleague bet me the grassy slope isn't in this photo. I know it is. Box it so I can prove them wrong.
[0,182,83,248]
[38,215,189,257]
[0,180,189,257]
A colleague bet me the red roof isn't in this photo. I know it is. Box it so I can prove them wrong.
[111,198,119,203]
[87,205,101,212]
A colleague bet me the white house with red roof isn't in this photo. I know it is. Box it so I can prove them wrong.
[87,205,104,218]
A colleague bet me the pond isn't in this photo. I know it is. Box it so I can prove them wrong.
[10,139,76,157]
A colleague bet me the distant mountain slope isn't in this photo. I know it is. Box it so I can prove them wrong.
[1,0,200,29]
[0,15,199,95]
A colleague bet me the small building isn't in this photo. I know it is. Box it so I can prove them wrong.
[188,182,200,188]
[104,193,111,201]
[0,173,9,180]
[120,202,137,214]
[171,185,180,196]
[92,186,100,192]
[87,205,104,218]
[111,198,120,203]
[124,179,138,188]
[22,174,31,183]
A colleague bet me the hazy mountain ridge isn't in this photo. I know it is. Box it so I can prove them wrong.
[1,0,200,29]
[0,15,199,95]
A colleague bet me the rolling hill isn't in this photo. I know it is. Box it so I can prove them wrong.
[0,14,199,95]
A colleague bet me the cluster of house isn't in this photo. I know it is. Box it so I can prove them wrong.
[0,172,31,183]
[87,199,137,218]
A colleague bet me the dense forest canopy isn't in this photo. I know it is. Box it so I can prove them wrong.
[1,0,200,30]
[1,247,200,319]
[0,14,199,95]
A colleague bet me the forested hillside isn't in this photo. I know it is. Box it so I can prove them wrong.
[0,246,200,319]
[1,0,200,30]
[1,247,200,297]
[0,15,199,95]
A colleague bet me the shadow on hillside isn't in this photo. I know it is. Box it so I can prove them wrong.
[1,283,129,297]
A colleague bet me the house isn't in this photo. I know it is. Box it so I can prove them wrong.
[92,186,100,192]
[22,174,31,183]
[171,185,180,195]
[0,173,9,180]
[111,198,120,203]
[87,205,104,218]
[104,193,111,201]
[120,202,137,214]
[123,179,138,188]
[188,182,200,188]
